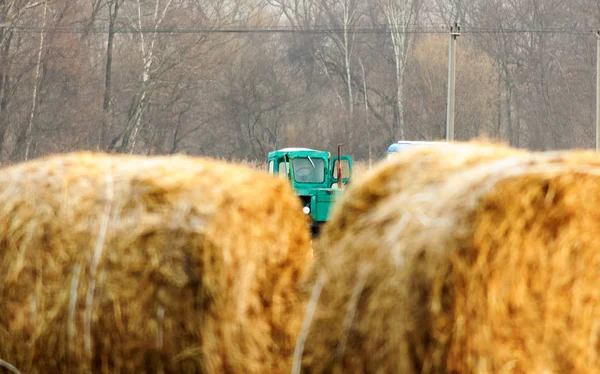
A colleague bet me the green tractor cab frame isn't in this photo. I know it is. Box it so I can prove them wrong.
[267,147,352,236]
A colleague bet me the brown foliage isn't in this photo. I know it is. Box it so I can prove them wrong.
[405,35,497,140]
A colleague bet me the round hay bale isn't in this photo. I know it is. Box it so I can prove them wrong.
[311,140,522,261]
[0,152,312,374]
[296,142,600,374]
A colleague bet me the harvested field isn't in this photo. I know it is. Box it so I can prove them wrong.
[296,141,600,374]
[0,152,312,374]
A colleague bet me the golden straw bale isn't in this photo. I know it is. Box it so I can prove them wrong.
[0,152,312,374]
[313,140,523,260]
[296,142,600,374]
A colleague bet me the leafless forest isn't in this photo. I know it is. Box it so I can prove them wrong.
[0,0,599,163]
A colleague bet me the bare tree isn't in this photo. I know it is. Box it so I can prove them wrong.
[428,0,468,24]
[376,0,423,140]
[466,0,524,145]
[321,0,362,144]
[108,0,173,153]
[0,0,22,157]
[358,58,372,165]
[24,1,47,160]
[129,0,174,153]
[0,0,595,163]
[92,0,123,149]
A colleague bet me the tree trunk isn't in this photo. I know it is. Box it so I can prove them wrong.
[24,2,48,161]
[395,69,405,140]
[514,89,520,147]
[100,0,120,150]
[0,30,13,159]
[503,67,513,146]
[496,70,502,139]
[359,60,372,167]
[342,17,353,146]
[381,1,420,142]
[126,0,174,154]
[390,23,405,141]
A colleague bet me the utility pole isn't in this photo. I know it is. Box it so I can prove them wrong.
[596,30,600,150]
[446,23,461,142]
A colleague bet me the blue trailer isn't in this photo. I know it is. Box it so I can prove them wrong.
[387,140,446,159]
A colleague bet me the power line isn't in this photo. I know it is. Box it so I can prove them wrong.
[0,24,443,34]
[467,28,592,35]
[0,24,597,35]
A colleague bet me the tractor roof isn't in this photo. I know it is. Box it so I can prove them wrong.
[268,148,330,159]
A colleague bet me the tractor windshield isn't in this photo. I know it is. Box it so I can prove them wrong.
[292,157,325,183]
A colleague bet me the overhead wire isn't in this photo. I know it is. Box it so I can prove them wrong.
[0,23,597,35]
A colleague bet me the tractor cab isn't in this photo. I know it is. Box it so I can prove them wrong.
[267,147,352,236]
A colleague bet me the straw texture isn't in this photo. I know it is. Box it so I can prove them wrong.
[0,152,312,374]
[298,142,600,374]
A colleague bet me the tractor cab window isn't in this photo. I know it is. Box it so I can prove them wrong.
[332,158,351,180]
[278,161,290,177]
[292,157,325,183]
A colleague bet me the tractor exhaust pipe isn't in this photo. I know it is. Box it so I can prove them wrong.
[337,143,343,189]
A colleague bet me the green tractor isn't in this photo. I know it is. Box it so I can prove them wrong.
[267,146,352,236]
